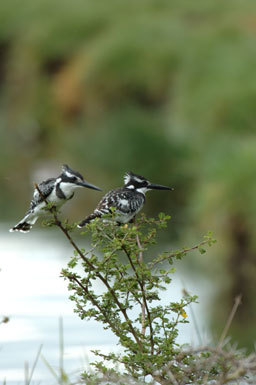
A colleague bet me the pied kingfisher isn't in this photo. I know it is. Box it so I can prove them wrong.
[10,164,101,233]
[78,171,173,227]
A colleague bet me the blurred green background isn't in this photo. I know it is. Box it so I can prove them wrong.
[1,0,256,349]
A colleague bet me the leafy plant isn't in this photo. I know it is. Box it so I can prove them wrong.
[60,212,218,383]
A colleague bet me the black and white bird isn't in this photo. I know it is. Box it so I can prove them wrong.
[10,164,101,233]
[78,171,173,227]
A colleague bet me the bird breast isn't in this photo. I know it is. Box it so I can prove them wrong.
[56,182,76,200]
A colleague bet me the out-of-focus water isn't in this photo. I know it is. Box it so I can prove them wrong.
[0,225,213,384]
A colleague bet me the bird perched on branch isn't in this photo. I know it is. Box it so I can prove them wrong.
[10,164,101,233]
[78,171,173,227]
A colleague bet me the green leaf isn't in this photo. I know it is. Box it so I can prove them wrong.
[68,257,78,268]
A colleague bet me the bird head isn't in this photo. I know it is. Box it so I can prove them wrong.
[123,171,173,195]
[59,164,101,191]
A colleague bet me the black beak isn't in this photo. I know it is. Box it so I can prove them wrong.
[148,183,174,191]
[77,180,102,191]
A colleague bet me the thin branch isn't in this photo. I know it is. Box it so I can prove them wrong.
[149,238,211,268]
[136,232,146,336]
[27,344,43,385]
[122,242,154,354]
[120,217,154,354]
[217,294,242,349]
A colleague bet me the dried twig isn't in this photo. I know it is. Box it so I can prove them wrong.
[217,294,242,349]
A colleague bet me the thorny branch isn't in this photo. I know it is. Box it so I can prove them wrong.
[34,183,144,353]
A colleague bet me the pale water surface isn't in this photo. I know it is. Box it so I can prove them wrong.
[0,225,212,384]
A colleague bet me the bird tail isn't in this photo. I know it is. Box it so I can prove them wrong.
[77,212,100,228]
[9,215,37,233]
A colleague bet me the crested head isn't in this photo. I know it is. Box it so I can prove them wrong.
[61,164,84,180]
[123,171,173,195]
[123,171,149,194]
[59,164,101,191]
[124,171,148,185]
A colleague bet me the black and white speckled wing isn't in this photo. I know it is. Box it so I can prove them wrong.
[99,188,145,223]
[29,178,56,211]
[96,188,144,215]
[78,188,145,227]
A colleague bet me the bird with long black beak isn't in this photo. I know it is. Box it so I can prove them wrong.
[78,171,173,227]
[10,164,101,233]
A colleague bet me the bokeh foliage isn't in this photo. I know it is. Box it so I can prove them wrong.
[1,0,256,347]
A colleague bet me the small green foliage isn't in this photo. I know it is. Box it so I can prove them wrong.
[60,213,217,382]
[198,247,206,254]
[67,257,77,268]
[204,231,217,247]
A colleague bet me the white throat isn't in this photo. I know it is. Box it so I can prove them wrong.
[126,184,134,190]
[135,187,148,195]
[59,182,78,198]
